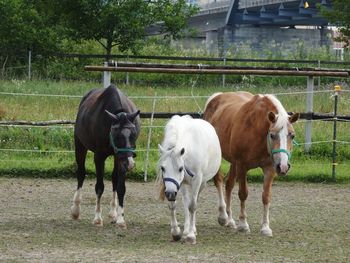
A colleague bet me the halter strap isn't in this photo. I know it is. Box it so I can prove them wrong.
[185,166,195,177]
[163,177,180,190]
[109,132,135,155]
[271,148,291,159]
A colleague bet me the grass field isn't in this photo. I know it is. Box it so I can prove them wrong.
[0,78,350,181]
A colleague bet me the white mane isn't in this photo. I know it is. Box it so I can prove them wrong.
[265,94,289,128]
[162,115,192,150]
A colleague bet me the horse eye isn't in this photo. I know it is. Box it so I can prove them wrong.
[270,133,276,140]
[289,133,295,139]
[179,167,184,172]
[161,166,165,172]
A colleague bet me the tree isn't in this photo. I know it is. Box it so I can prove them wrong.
[321,0,350,48]
[0,0,63,72]
[49,0,198,56]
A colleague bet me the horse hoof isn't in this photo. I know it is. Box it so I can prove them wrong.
[93,219,103,226]
[117,222,127,229]
[185,236,196,245]
[70,206,80,220]
[109,211,117,220]
[109,214,117,224]
[261,227,273,237]
[172,234,182,242]
[226,219,237,229]
[237,227,250,234]
[218,216,228,226]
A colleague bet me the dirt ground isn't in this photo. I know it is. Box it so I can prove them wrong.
[0,177,349,263]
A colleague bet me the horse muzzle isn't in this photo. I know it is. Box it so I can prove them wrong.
[276,162,291,176]
[127,157,135,171]
[165,191,177,202]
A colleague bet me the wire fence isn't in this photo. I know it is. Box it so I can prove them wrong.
[1,58,350,180]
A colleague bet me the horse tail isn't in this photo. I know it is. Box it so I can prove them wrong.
[213,169,225,188]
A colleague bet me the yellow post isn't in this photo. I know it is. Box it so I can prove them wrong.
[332,85,341,181]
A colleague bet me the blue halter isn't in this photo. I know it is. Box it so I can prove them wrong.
[163,177,180,190]
[162,165,195,191]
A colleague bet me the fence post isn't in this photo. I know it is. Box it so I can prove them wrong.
[103,62,111,88]
[332,85,341,181]
[304,76,314,152]
[222,58,226,87]
[317,60,321,89]
[28,50,32,80]
[144,94,157,182]
[126,55,129,85]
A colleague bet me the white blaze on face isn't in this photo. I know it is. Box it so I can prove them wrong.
[278,126,289,174]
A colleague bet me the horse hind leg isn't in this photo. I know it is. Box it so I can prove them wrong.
[225,164,237,229]
[71,136,87,220]
[214,170,229,226]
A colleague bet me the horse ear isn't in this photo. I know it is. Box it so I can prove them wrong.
[180,148,185,156]
[105,110,119,122]
[268,111,277,123]
[289,112,300,124]
[128,110,140,122]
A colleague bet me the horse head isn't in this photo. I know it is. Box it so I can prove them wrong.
[158,145,185,201]
[105,109,140,171]
[267,111,299,176]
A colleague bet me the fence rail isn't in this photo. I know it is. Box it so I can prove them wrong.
[50,53,350,66]
[0,112,350,126]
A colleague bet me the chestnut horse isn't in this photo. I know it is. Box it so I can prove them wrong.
[203,91,299,236]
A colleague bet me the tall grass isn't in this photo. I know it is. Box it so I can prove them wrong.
[0,77,350,182]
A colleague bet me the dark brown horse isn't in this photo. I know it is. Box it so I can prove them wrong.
[70,84,140,228]
[204,91,299,236]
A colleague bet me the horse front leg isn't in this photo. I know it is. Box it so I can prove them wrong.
[109,165,118,223]
[169,200,181,241]
[214,170,228,226]
[71,136,87,220]
[115,160,127,229]
[261,166,276,237]
[93,153,106,226]
[237,164,250,233]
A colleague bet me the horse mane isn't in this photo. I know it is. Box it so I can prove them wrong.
[156,115,193,202]
[162,115,191,150]
[265,94,289,129]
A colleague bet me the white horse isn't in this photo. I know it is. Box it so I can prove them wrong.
[157,115,222,244]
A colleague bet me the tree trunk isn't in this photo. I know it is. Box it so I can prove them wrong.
[106,38,113,61]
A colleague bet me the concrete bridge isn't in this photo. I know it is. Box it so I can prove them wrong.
[185,0,333,55]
